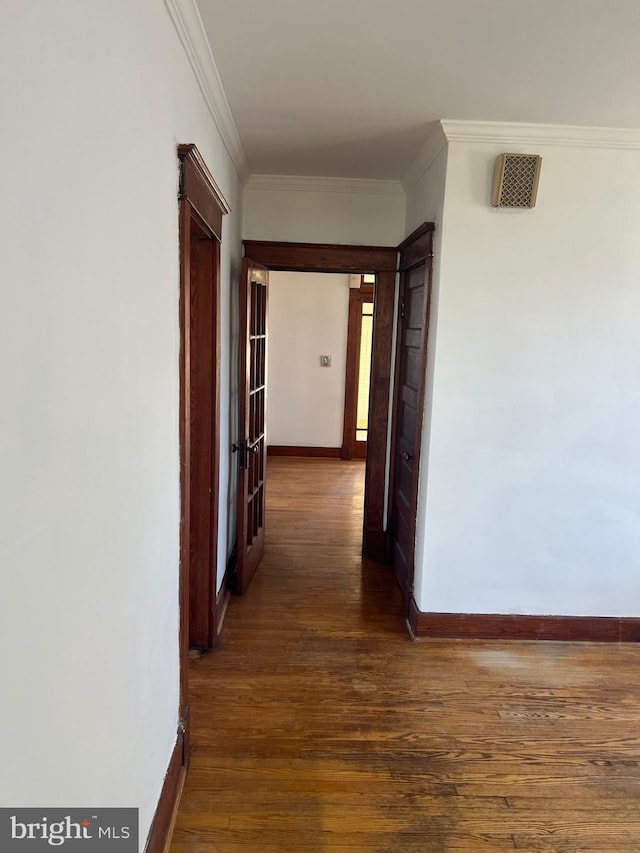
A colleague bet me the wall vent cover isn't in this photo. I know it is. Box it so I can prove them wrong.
[491,153,542,208]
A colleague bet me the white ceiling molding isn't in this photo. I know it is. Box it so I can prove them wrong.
[402,122,448,190]
[246,174,405,196]
[164,0,249,181]
[440,120,640,150]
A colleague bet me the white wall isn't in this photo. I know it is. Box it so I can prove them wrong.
[244,175,406,245]
[414,129,640,616]
[0,1,242,846]
[268,273,350,447]
[403,127,449,609]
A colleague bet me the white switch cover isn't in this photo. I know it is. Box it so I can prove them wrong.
[320,355,332,367]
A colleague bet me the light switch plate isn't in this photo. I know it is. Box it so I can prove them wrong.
[320,355,332,367]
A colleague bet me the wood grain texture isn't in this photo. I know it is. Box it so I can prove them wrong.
[388,223,435,602]
[267,445,342,458]
[398,221,435,270]
[188,235,214,649]
[341,287,364,461]
[409,600,640,642]
[170,458,640,852]
[243,240,397,273]
[177,199,191,721]
[363,269,395,561]
[178,144,230,241]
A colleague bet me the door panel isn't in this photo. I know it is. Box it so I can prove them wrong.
[236,258,269,594]
[188,236,214,646]
[390,224,434,603]
[391,264,426,598]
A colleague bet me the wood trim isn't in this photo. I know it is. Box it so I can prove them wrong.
[144,716,190,853]
[178,199,191,721]
[341,288,365,460]
[178,144,230,241]
[398,222,435,261]
[207,236,222,647]
[267,445,342,459]
[243,241,399,558]
[363,529,388,563]
[363,269,396,560]
[353,441,367,460]
[243,240,397,273]
[408,599,640,642]
[178,144,229,678]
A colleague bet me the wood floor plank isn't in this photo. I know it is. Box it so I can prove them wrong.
[170,458,640,853]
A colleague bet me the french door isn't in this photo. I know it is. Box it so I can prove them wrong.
[235,258,269,594]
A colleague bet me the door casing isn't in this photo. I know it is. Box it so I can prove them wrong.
[342,281,374,461]
[178,144,229,726]
[242,240,397,561]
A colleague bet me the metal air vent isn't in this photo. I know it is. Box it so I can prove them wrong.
[491,153,542,208]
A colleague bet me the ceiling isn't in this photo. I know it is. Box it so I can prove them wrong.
[196,0,640,180]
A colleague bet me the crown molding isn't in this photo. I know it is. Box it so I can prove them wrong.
[440,120,640,150]
[246,174,405,196]
[402,121,448,190]
[164,0,249,182]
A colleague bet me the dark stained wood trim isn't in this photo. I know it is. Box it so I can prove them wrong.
[243,240,397,273]
[178,144,230,241]
[143,714,190,853]
[341,288,365,460]
[207,237,222,647]
[364,529,388,564]
[363,269,396,561]
[178,199,191,722]
[267,445,342,459]
[398,222,435,267]
[188,233,218,651]
[408,599,640,642]
[178,145,229,674]
[243,241,398,559]
[353,441,367,460]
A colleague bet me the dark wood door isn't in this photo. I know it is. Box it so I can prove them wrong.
[235,258,269,594]
[188,230,220,648]
[390,225,434,602]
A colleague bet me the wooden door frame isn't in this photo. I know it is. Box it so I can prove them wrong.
[242,240,397,561]
[388,223,435,605]
[178,144,229,724]
[342,281,374,460]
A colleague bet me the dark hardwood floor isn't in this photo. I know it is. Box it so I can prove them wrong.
[170,457,640,852]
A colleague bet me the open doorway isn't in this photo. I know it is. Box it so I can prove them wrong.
[240,240,398,577]
[267,271,353,459]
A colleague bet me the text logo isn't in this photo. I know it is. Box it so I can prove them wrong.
[1,809,138,851]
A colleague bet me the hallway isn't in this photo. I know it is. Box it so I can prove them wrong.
[170,458,640,852]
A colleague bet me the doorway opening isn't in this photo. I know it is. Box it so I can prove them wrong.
[241,240,398,568]
[267,270,353,459]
